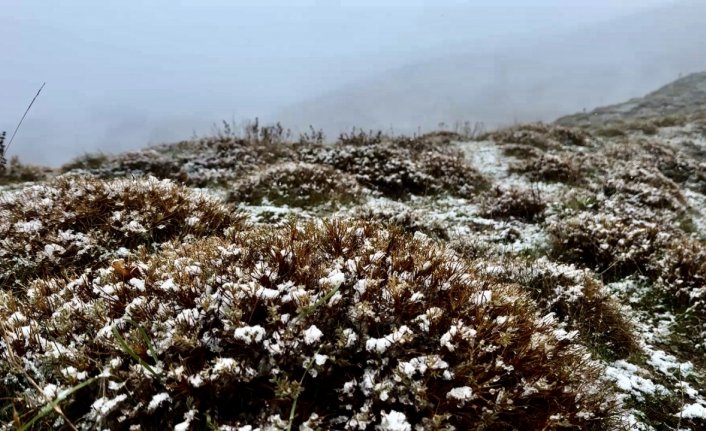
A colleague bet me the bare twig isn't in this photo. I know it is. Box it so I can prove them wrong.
[6,82,46,154]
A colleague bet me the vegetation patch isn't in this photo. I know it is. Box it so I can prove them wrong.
[0,156,49,186]
[0,175,241,291]
[301,140,489,199]
[479,186,546,222]
[1,219,617,430]
[484,123,591,150]
[229,162,363,208]
[510,153,585,185]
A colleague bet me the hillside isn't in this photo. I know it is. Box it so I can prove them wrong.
[2,84,706,428]
[0,74,706,431]
[275,1,706,135]
[557,71,706,127]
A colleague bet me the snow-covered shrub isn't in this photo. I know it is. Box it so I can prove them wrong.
[352,203,450,240]
[479,186,546,222]
[301,141,489,199]
[510,153,585,185]
[548,208,666,281]
[481,258,638,360]
[1,219,616,430]
[60,153,110,172]
[548,207,706,343]
[486,123,590,150]
[601,162,686,212]
[0,176,241,290]
[229,162,362,208]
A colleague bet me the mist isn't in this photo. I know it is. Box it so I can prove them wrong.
[1,0,686,166]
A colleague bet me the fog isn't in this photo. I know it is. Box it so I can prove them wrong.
[1,0,690,165]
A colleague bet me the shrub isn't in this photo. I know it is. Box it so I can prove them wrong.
[499,144,543,160]
[601,163,686,212]
[548,209,664,281]
[509,154,584,185]
[594,127,627,138]
[352,203,450,240]
[484,124,590,150]
[0,219,617,430]
[301,141,490,199]
[0,176,242,291]
[60,152,110,173]
[0,156,49,185]
[479,186,546,222]
[481,258,638,360]
[229,162,362,208]
[337,128,384,146]
[547,208,706,326]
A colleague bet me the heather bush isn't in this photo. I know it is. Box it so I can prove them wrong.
[479,186,546,222]
[229,162,362,208]
[547,207,706,333]
[601,162,686,212]
[509,153,585,185]
[0,176,242,291]
[603,140,706,194]
[301,141,489,199]
[485,123,590,150]
[352,203,450,240]
[61,152,110,172]
[481,258,638,360]
[1,219,617,430]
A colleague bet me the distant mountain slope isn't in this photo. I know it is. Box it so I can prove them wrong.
[556,71,706,127]
[275,1,706,135]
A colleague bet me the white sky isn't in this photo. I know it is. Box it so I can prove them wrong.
[1,0,676,164]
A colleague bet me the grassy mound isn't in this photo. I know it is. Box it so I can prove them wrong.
[509,154,586,185]
[301,139,489,199]
[229,162,362,208]
[479,187,547,222]
[484,123,591,150]
[480,258,638,361]
[0,175,241,291]
[548,205,706,352]
[601,162,686,212]
[1,218,616,430]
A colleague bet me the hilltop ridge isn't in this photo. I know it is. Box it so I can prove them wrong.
[557,71,706,127]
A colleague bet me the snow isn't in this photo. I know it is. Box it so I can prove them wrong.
[365,326,413,354]
[471,290,492,305]
[233,325,266,344]
[376,410,411,431]
[678,403,706,419]
[175,409,198,431]
[446,386,474,403]
[147,392,170,412]
[604,361,667,400]
[322,268,346,289]
[14,219,42,233]
[303,325,324,345]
